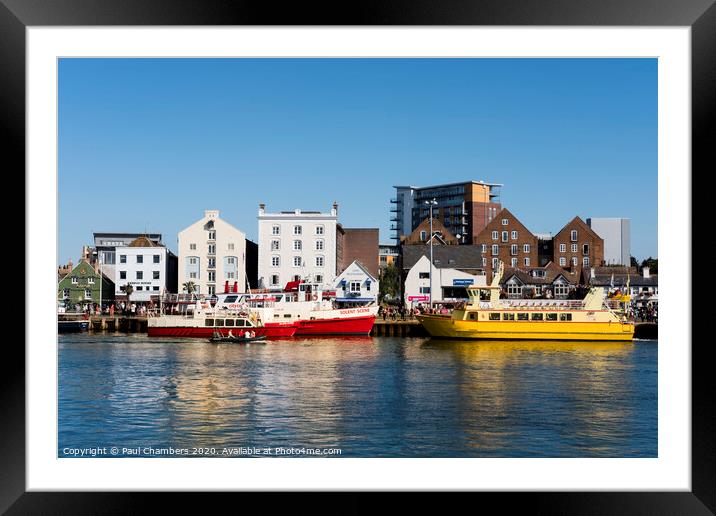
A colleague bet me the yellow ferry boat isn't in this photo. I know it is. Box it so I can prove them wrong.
[416,262,634,341]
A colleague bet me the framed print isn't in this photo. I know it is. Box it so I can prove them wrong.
[4,0,710,512]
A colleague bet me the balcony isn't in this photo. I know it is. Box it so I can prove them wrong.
[389,197,399,203]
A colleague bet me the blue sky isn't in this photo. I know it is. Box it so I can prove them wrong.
[58,58,657,263]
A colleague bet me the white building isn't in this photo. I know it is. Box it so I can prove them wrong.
[114,236,177,302]
[178,210,247,296]
[587,217,631,266]
[403,255,486,306]
[333,260,378,305]
[258,203,338,289]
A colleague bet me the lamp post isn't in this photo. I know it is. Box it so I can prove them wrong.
[425,198,438,307]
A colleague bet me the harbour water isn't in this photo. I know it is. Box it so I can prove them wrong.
[58,334,657,457]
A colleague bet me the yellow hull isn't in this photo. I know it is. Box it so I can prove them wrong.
[417,314,634,342]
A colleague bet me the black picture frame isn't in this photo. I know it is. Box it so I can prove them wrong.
[5,0,708,512]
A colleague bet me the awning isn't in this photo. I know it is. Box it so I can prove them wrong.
[335,298,375,302]
[284,281,301,291]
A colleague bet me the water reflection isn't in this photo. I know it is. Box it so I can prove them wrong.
[58,335,657,457]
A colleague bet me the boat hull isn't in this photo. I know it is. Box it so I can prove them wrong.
[294,314,376,336]
[147,323,296,339]
[58,320,89,333]
[417,314,634,341]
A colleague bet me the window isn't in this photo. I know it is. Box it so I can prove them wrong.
[419,272,430,279]
[88,277,95,284]
[271,240,280,251]
[350,281,361,292]
[226,272,235,279]
[270,274,280,286]
[511,244,518,256]
[560,313,573,321]
[583,257,590,267]
[559,243,566,253]
[554,283,570,297]
[208,285,215,295]
[293,256,302,267]
[524,257,531,267]
[189,244,196,250]
[481,244,487,253]
[511,258,518,267]
[315,274,323,283]
[208,258,216,268]
[572,257,578,266]
[84,289,92,298]
[559,257,566,266]
[546,313,558,321]
[228,243,234,251]
[502,313,515,320]
[492,244,499,256]
[517,313,529,321]
[189,272,197,279]
[271,256,280,267]
[482,257,487,266]
[489,313,501,320]
[208,271,216,282]
[419,287,431,294]
[205,319,214,327]
[502,218,509,225]
[570,230,578,241]
[227,257,236,265]
[507,283,521,297]
[531,313,544,321]
[293,225,302,235]
[136,286,143,291]
[316,256,325,267]
[136,255,143,263]
[420,230,427,242]
[571,243,578,253]
[189,257,197,265]
[208,244,216,254]
[153,286,159,291]
[152,254,160,263]
[119,271,126,279]
[501,231,508,242]
[272,225,280,235]
[316,225,324,235]
[583,244,590,255]
[153,271,160,280]
[120,255,127,263]
[208,230,216,240]
[492,231,498,240]
[293,240,302,251]
[63,289,70,298]
[523,244,530,253]
[136,271,143,280]
[511,231,518,240]
[492,258,499,269]
[315,240,324,251]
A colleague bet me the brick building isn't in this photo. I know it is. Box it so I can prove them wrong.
[553,216,604,271]
[474,208,538,280]
[336,226,379,279]
[401,217,459,246]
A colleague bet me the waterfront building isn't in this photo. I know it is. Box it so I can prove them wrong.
[58,259,114,308]
[586,217,631,266]
[92,232,163,280]
[553,216,605,270]
[114,236,178,303]
[178,210,248,296]
[473,208,539,280]
[401,217,460,246]
[336,226,380,279]
[533,233,554,267]
[500,262,581,299]
[332,260,379,305]
[379,244,400,270]
[258,203,338,289]
[586,265,658,307]
[391,180,503,244]
[401,246,487,306]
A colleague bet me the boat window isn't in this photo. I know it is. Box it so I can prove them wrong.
[215,319,224,326]
[502,313,515,320]
[284,314,292,318]
[546,313,558,321]
[560,313,573,321]
[274,314,280,318]
[517,313,529,321]
[489,313,501,321]
[236,319,245,327]
[531,313,544,321]
[469,313,477,320]
[205,319,214,326]
[224,295,238,303]
[274,295,283,302]
[225,319,234,326]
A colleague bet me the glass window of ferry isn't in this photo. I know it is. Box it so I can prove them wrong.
[224,295,238,303]
[469,313,477,320]
[502,313,515,320]
[560,313,572,321]
[489,313,501,320]
[205,319,214,326]
[214,319,224,326]
[531,313,544,320]
[517,313,529,321]
[236,319,246,326]
[225,319,234,326]
[546,313,558,321]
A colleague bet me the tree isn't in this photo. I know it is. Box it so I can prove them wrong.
[379,263,401,302]
[630,256,639,268]
[123,284,134,306]
[183,281,196,294]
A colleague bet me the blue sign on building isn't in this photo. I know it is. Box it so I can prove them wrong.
[453,278,474,286]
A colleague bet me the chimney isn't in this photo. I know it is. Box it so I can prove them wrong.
[642,266,650,278]
[258,203,265,215]
[331,201,338,217]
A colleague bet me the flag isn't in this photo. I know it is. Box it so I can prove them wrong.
[610,273,614,288]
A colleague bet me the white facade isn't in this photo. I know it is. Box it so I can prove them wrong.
[114,246,170,302]
[258,204,338,289]
[178,210,247,296]
[333,260,378,303]
[403,255,487,306]
[587,217,631,266]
